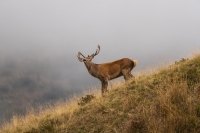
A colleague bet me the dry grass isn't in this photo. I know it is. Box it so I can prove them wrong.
[0,53,200,133]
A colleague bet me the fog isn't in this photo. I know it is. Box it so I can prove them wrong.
[0,0,200,92]
[0,0,200,95]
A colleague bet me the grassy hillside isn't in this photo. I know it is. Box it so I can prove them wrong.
[1,53,200,133]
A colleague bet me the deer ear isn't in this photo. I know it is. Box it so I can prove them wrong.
[77,56,84,62]
[78,58,83,62]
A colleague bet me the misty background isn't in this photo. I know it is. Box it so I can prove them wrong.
[0,0,200,124]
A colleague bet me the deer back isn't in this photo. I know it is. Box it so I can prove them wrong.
[96,58,136,80]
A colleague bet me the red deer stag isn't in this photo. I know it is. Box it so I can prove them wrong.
[77,45,137,94]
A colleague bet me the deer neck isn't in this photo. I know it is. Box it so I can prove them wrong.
[84,62,98,78]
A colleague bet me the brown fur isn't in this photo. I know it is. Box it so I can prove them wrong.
[77,45,137,94]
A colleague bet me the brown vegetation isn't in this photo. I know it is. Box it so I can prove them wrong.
[1,53,200,133]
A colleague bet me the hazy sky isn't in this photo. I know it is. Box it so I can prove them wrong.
[0,0,200,89]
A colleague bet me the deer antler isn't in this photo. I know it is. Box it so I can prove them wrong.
[94,45,100,56]
[77,52,86,62]
[78,52,86,58]
[77,45,100,62]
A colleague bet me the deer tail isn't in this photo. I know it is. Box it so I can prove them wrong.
[132,60,138,67]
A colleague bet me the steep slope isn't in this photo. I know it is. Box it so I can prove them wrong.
[0,53,200,133]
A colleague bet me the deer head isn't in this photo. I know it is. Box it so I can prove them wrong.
[77,45,100,62]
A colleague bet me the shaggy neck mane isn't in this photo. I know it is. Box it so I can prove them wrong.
[84,62,98,77]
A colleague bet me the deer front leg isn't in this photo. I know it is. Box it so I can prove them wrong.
[101,80,108,94]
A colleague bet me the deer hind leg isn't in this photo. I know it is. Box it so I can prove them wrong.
[122,69,135,81]
[101,80,108,94]
[128,73,135,81]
